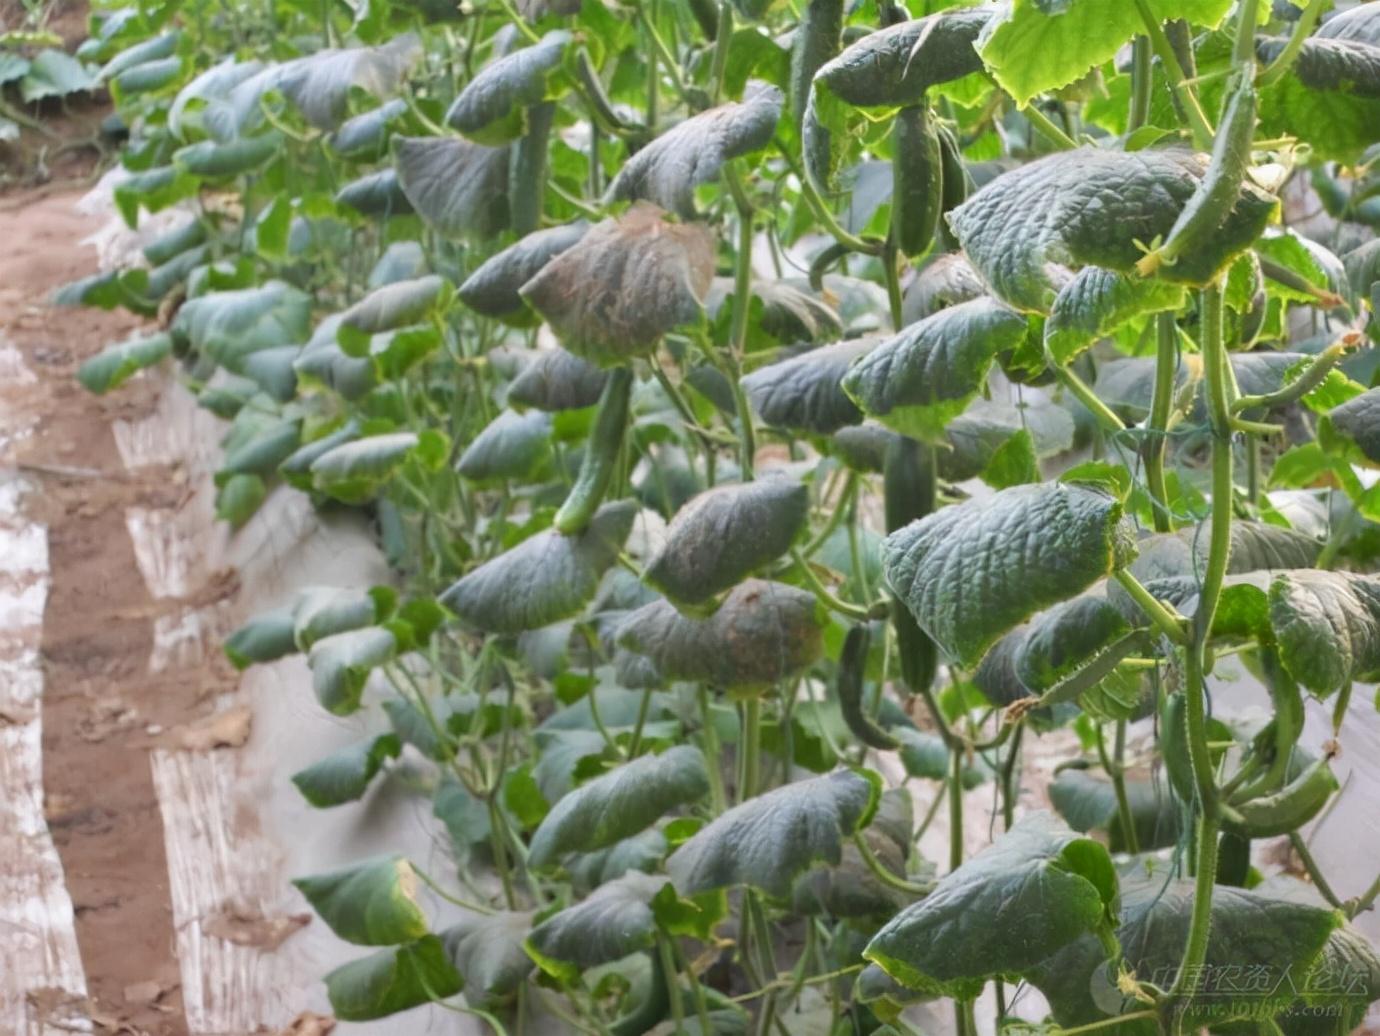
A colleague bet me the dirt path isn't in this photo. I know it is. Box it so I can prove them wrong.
[0,188,241,1036]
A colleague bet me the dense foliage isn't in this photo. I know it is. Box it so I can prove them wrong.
[63,0,1380,1032]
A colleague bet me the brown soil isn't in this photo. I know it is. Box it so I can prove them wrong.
[0,189,237,1036]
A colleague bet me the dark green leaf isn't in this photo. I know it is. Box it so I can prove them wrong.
[77,332,172,393]
[455,408,553,482]
[666,769,879,898]
[291,734,402,807]
[308,626,397,715]
[865,811,1117,997]
[814,8,992,108]
[528,745,709,868]
[526,872,666,980]
[445,30,571,144]
[842,297,1030,441]
[325,936,461,1021]
[440,501,636,633]
[740,338,874,435]
[616,579,826,690]
[394,136,510,239]
[608,81,782,218]
[884,482,1136,669]
[458,222,588,324]
[949,148,1277,312]
[645,478,809,604]
[293,855,429,945]
[440,912,534,1007]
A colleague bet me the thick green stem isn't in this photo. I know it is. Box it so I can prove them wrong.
[1000,722,1023,831]
[657,934,685,1033]
[1021,101,1078,149]
[740,697,762,802]
[1197,283,1233,649]
[1288,833,1345,912]
[882,235,904,332]
[1129,36,1152,132]
[1169,282,1234,1013]
[1114,570,1190,645]
[710,0,733,103]
[1259,0,1328,88]
[1232,339,1356,413]
[948,742,964,874]
[698,686,728,814]
[1057,364,1127,433]
[1145,313,1178,533]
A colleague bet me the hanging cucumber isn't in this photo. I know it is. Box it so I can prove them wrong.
[837,624,898,750]
[1233,651,1305,802]
[1217,830,1252,886]
[1137,68,1256,277]
[1161,690,1197,807]
[1224,753,1338,839]
[789,0,844,131]
[891,103,943,259]
[936,123,970,251]
[883,436,937,694]
[509,101,554,239]
[554,367,634,534]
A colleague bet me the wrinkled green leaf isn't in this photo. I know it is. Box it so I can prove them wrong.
[644,478,809,604]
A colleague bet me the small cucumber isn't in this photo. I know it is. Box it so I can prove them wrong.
[554,367,633,534]
[1138,69,1256,275]
[1160,690,1197,807]
[837,624,898,750]
[509,101,554,238]
[789,0,844,130]
[891,103,943,259]
[1225,755,1338,839]
[883,436,937,694]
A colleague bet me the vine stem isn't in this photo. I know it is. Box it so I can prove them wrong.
[774,139,883,255]
[1097,720,1140,855]
[851,833,936,897]
[1145,312,1178,533]
[724,162,758,479]
[1114,571,1189,645]
[1259,0,1328,88]
[1129,36,1152,132]
[948,739,964,874]
[1056,364,1127,432]
[1131,0,1214,149]
[791,548,876,620]
[740,697,762,802]
[697,686,728,814]
[1021,102,1078,150]
[1169,281,1231,1014]
[1288,832,1346,912]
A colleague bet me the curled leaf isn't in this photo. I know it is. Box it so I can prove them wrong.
[440,501,636,634]
[519,202,714,366]
[616,579,826,691]
[644,478,810,604]
[884,482,1137,669]
[608,81,783,217]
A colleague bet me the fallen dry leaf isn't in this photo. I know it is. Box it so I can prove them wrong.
[204,904,310,951]
[122,980,164,1006]
[278,1011,336,1036]
[170,704,252,751]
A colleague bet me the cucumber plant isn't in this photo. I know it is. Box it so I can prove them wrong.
[65,0,1380,1033]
